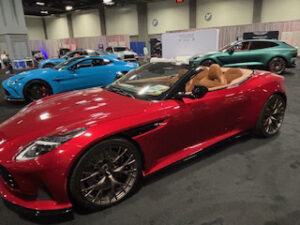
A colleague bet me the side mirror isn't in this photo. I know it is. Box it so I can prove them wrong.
[227,47,234,55]
[192,85,208,99]
[174,85,208,100]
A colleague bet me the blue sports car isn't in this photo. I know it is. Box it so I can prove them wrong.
[2,55,138,101]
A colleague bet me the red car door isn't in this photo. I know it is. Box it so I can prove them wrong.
[155,85,250,162]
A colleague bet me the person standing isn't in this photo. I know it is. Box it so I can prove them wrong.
[1,51,13,74]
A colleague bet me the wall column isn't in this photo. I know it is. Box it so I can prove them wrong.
[253,0,262,23]
[66,13,74,38]
[0,0,31,59]
[137,2,149,45]
[189,0,197,28]
[99,3,107,35]
[42,17,48,39]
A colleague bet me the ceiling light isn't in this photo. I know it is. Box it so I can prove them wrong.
[103,0,114,5]
[40,10,48,14]
[65,5,73,11]
[36,1,45,6]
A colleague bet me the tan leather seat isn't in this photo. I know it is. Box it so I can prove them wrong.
[198,64,227,88]
[185,67,209,92]
[224,68,243,83]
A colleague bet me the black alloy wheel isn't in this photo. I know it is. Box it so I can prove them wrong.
[43,63,54,68]
[200,59,216,67]
[255,94,286,137]
[69,138,142,210]
[25,82,52,101]
[268,57,286,74]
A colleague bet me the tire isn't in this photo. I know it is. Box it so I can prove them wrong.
[254,94,286,138]
[69,138,142,210]
[200,59,217,67]
[268,57,286,74]
[43,63,54,68]
[24,80,53,102]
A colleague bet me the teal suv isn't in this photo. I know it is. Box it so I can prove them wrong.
[190,39,298,74]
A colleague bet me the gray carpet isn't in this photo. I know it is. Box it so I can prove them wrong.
[0,61,299,225]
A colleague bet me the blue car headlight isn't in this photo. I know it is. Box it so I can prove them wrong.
[15,128,87,161]
[11,77,24,85]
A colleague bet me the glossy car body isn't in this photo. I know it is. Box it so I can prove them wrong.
[106,46,138,62]
[39,49,118,68]
[191,39,297,69]
[2,55,138,101]
[0,62,286,213]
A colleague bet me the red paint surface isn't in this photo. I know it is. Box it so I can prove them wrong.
[0,70,286,211]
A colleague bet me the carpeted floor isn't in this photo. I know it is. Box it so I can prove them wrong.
[0,61,299,225]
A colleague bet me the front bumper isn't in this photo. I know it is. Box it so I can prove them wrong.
[2,81,24,101]
[0,176,72,214]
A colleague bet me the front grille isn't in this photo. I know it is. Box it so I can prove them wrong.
[124,54,135,59]
[3,88,10,96]
[0,165,18,189]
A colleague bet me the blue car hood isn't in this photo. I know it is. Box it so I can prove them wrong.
[6,69,59,83]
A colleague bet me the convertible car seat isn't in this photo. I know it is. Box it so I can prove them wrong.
[224,68,243,83]
[185,67,209,92]
[197,64,227,88]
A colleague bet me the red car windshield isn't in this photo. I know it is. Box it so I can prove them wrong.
[109,63,188,100]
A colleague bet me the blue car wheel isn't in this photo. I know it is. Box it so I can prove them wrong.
[43,63,55,68]
[23,80,53,102]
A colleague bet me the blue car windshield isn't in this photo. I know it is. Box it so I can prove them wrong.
[54,57,85,70]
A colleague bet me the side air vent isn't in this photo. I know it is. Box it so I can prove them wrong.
[124,120,164,137]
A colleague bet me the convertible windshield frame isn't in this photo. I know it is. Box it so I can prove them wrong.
[107,62,197,101]
[54,56,85,70]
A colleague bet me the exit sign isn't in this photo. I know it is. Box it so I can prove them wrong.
[176,0,184,3]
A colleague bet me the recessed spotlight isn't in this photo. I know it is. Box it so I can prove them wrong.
[36,1,45,6]
[65,5,73,11]
[40,10,48,14]
[103,0,114,5]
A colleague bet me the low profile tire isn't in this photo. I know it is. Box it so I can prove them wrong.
[254,94,286,138]
[200,59,217,67]
[43,63,54,68]
[69,138,142,210]
[24,80,52,102]
[268,57,286,74]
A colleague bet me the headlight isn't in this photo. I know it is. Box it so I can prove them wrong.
[11,77,24,85]
[15,128,87,161]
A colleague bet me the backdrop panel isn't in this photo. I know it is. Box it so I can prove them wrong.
[162,29,219,58]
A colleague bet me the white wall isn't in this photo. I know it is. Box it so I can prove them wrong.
[25,16,45,40]
[45,15,69,39]
[196,0,254,28]
[105,5,138,35]
[261,0,300,23]
[147,0,189,35]
[72,10,102,38]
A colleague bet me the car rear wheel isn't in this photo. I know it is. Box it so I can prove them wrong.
[254,94,286,138]
[24,81,52,102]
[43,63,54,68]
[200,59,216,67]
[69,138,142,210]
[268,57,286,74]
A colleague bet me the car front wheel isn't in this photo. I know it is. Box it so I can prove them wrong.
[200,59,216,67]
[268,57,286,74]
[24,81,52,102]
[69,138,142,210]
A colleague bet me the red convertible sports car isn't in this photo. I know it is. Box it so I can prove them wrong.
[0,63,286,214]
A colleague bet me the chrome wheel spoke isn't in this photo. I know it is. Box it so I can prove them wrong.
[79,143,138,206]
[263,96,285,135]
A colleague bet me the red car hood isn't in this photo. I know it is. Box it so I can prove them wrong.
[0,88,152,143]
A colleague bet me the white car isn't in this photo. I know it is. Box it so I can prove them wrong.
[106,46,138,62]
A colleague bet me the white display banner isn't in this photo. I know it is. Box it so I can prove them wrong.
[162,29,219,58]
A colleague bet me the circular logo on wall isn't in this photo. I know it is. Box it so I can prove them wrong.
[152,18,159,27]
[204,12,212,21]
